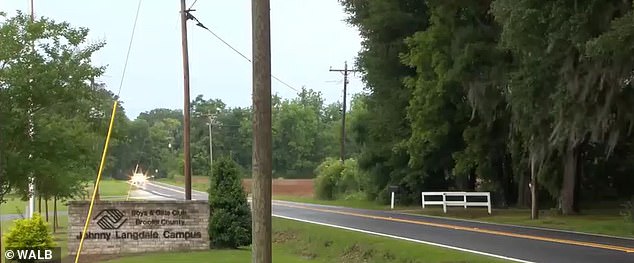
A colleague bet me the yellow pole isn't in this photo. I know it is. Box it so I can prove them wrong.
[126,180,133,201]
[74,100,118,263]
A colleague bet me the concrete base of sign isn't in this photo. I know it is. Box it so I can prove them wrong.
[68,200,209,255]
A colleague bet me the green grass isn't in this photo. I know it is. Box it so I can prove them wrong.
[102,217,505,263]
[1,194,65,215]
[92,179,134,197]
[276,196,634,238]
[99,248,306,263]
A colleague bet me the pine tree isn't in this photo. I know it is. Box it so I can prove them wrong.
[208,157,252,248]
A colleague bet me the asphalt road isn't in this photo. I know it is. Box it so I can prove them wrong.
[135,181,634,263]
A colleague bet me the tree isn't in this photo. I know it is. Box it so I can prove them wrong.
[0,12,107,203]
[208,157,251,248]
[492,0,634,214]
[339,0,430,203]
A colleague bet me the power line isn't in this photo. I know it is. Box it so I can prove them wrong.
[189,0,199,10]
[116,0,143,97]
[184,10,300,93]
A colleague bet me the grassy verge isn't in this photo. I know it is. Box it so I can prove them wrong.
[90,179,134,197]
[276,196,634,238]
[102,217,505,263]
[1,195,63,215]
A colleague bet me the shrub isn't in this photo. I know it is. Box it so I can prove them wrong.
[4,213,55,259]
[314,158,343,200]
[208,157,252,248]
[314,158,366,200]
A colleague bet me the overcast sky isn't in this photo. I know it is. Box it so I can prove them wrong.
[3,0,363,118]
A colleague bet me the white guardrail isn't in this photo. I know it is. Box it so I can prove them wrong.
[421,192,491,214]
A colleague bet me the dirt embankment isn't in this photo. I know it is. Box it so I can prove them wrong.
[242,179,313,197]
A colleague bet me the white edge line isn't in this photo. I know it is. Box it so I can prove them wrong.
[272,214,534,263]
[398,211,634,241]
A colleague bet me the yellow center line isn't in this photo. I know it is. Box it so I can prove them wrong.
[274,202,634,253]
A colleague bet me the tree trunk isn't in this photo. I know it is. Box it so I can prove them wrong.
[38,195,42,214]
[517,169,530,208]
[45,196,49,222]
[573,148,583,212]
[561,144,579,215]
[504,153,516,206]
[455,173,469,191]
[53,196,57,233]
[467,170,477,191]
[496,154,511,208]
[530,154,538,219]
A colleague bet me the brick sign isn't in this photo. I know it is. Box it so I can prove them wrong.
[68,200,209,255]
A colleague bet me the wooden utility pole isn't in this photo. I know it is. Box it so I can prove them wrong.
[329,61,359,163]
[204,111,215,201]
[180,0,192,200]
[251,0,272,261]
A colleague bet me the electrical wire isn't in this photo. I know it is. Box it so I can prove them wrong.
[116,0,143,97]
[185,10,300,93]
[189,0,199,10]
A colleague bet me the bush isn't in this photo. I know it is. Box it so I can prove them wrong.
[4,213,55,262]
[314,158,365,200]
[314,158,343,200]
[208,157,252,248]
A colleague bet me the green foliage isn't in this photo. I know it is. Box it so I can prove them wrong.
[208,157,251,248]
[314,158,342,200]
[314,158,366,200]
[4,213,56,253]
[339,0,430,204]
[0,11,109,202]
[336,0,634,212]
